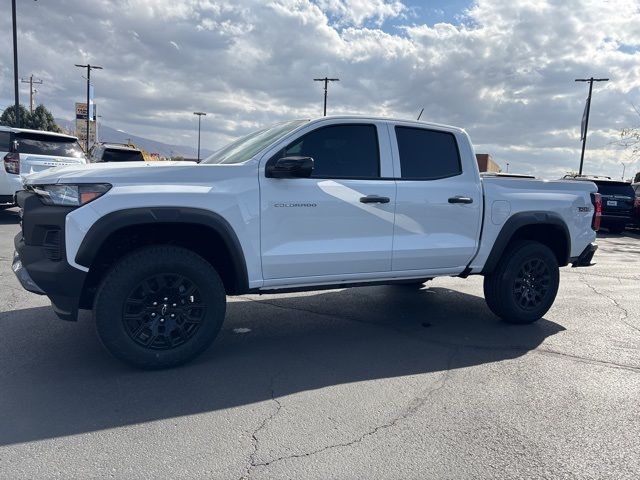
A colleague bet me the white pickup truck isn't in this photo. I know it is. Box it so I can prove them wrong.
[13,116,599,368]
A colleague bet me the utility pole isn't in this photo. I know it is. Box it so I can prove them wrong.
[313,77,339,116]
[193,112,206,161]
[575,77,609,176]
[11,0,20,127]
[21,75,43,113]
[75,63,102,152]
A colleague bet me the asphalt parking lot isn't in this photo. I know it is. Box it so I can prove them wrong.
[0,206,639,479]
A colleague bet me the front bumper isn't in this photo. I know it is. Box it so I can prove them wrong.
[571,243,598,267]
[12,250,44,294]
[12,191,87,321]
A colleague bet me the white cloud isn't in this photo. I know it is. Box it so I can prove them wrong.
[314,0,405,26]
[1,0,639,178]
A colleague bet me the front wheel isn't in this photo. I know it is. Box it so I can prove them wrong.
[94,246,226,369]
[483,241,559,324]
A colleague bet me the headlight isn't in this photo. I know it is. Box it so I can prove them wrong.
[32,184,111,206]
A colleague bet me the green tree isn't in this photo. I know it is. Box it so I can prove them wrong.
[27,104,62,132]
[634,171,640,183]
[0,104,30,128]
[0,103,61,132]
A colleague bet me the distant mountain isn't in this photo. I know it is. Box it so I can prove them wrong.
[55,118,214,158]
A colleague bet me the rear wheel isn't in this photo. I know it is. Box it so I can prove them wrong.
[483,241,559,324]
[94,246,226,369]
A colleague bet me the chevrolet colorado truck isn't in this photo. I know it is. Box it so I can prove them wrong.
[12,116,599,369]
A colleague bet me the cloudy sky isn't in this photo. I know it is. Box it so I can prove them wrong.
[1,0,639,178]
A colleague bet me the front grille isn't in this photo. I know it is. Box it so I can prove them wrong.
[42,229,62,261]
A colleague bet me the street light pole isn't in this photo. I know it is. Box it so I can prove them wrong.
[621,162,626,181]
[11,0,20,127]
[575,77,609,176]
[193,112,206,161]
[75,64,102,153]
[313,77,339,116]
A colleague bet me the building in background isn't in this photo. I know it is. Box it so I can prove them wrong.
[475,153,501,173]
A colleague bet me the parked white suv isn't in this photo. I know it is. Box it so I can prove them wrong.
[13,116,599,368]
[1,127,86,207]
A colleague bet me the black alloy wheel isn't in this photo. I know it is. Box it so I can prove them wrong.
[123,273,206,350]
[512,258,551,311]
[94,246,226,369]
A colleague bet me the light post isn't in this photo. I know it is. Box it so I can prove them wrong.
[11,0,38,127]
[506,162,510,173]
[11,0,20,126]
[313,77,339,116]
[575,77,609,175]
[621,162,626,181]
[74,64,102,153]
[193,112,206,161]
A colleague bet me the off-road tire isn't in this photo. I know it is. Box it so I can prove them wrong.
[94,246,226,369]
[483,241,559,324]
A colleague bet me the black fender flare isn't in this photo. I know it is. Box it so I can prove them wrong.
[75,207,249,293]
[481,211,571,274]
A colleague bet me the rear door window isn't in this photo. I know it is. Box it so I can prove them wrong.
[395,126,462,180]
[14,133,85,158]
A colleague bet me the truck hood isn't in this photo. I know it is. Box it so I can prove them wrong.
[22,161,201,186]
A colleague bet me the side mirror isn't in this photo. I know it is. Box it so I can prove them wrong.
[266,156,314,178]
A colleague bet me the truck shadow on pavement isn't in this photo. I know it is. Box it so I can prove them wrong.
[0,284,564,446]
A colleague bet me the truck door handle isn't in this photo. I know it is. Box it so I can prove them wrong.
[360,195,390,204]
[448,196,473,204]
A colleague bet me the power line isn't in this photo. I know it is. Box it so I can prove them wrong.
[313,77,339,116]
[21,75,43,113]
[575,77,609,175]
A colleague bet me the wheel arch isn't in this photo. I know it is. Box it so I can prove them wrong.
[76,207,249,306]
[481,211,571,274]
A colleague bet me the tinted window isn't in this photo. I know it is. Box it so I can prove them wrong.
[594,181,635,197]
[0,131,10,151]
[101,148,145,162]
[281,124,379,178]
[14,133,85,158]
[395,127,461,179]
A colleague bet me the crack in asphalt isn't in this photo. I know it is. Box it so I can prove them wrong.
[579,274,640,336]
[242,297,640,374]
[246,348,458,475]
[240,374,283,480]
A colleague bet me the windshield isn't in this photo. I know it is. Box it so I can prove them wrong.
[202,120,308,165]
[595,182,635,197]
[102,149,145,162]
[14,133,85,159]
